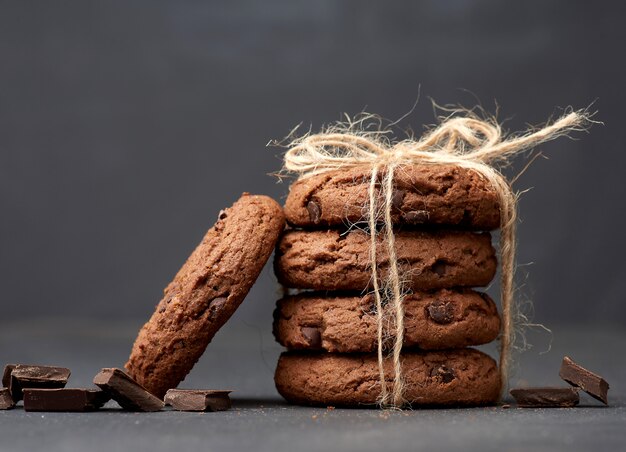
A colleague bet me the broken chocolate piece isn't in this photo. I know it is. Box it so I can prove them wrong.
[164,389,232,412]
[430,365,456,383]
[0,388,15,410]
[2,365,15,389]
[93,368,164,412]
[559,356,609,405]
[510,387,579,408]
[300,327,322,348]
[23,388,110,412]
[306,200,321,224]
[427,300,455,324]
[403,210,429,223]
[4,364,70,401]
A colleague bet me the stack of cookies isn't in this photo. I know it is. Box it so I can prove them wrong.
[273,164,503,407]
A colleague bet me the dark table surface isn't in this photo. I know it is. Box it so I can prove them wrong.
[0,318,623,452]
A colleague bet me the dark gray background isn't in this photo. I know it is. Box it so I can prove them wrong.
[1,2,625,336]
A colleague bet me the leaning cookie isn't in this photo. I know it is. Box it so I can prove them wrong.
[275,349,500,407]
[273,289,500,352]
[284,164,500,229]
[126,194,285,398]
[275,229,496,291]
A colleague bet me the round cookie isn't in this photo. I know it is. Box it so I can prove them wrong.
[273,289,500,352]
[284,164,500,229]
[275,349,500,406]
[275,229,496,291]
[126,193,285,398]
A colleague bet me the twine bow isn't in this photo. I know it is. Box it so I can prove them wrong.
[281,108,591,408]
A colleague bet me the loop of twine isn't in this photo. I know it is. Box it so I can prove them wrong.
[281,108,592,408]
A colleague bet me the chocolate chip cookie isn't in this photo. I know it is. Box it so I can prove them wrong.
[126,193,285,398]
[275,229,496,291]
[275,348,500,406]
[284,164,500,229]
[273,289,500,352]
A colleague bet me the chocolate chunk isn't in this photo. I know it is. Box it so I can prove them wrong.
[2,365,15,389]
[403,210,429,223]
[4,364,70,401]
[427,300,455,324]
[218,209,227,220]
[209,296,227,309]
[164,389,231,412]
[430,365,456,383]
[93,368,164,412]
[208,297,228,319]
[0,388,15,410]
[510,387,579,408]
[300,327,322,348]
[431,260,448,277]
[559,356,609,404]
[391,189,406,210]
[23,388,110,412]
[306,200,322,224]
